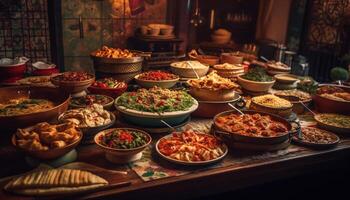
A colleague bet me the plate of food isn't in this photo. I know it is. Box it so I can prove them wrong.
[237,67,275,93]
[59,104,116,144]
[314,85,350,114]
[213,110,300,145]
[314,113,350,134]
[170,60,209,78]
[0,86,70,129]
[292,127,339,148]
[115,87,198,127]
[12,122,82,160]
[88,78,127,98]
[95,128,151,163]
[51,71,95,94]
[156,130,228,165]
[69,94,114,110]
[266,61,291,72]
[187,71,241,101]
[135,70,179,89]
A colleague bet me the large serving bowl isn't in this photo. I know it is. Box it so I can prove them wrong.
[115,97,199,127]
[213,110,299,145]
[94,128,151,163]
[88,82,127,99]
[170,61,209,78]
[313,85,350,114]
[0,86,70,130]
[12,129,82,160]
[50,73,95,93]
[134,74,179,89]
[237,75,275,92]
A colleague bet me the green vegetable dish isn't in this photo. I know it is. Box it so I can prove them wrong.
[116,87,195,113]
[98,129,149,149]
[241,67,273,82]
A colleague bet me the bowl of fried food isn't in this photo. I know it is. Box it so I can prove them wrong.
[59,104,116,144]
[51,71,95,93]
[12,122,82,160]
[187,71,241,101]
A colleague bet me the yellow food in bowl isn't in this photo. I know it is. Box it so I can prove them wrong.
[252,94,292,109]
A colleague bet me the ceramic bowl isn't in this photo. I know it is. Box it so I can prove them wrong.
[94,128,151,163]
[237,75,275,92]
[51,73,95,94]
[0,86,70,130]
[12,129,82,160]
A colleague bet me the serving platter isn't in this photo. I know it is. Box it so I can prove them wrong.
[314,114,350,134]
[155,133,228,166]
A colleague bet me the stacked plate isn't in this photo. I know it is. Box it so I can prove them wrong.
[266,61,291,76]
[213,63,245,78]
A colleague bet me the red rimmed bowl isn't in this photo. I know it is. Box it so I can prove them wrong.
[88,82,128,99]
[0,63,27,84]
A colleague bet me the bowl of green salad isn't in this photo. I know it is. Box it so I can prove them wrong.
[237,67,275,92]
[115,87,198,127]
[95,128,151,163]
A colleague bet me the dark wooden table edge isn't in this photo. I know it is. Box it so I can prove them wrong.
[77,145,350,200]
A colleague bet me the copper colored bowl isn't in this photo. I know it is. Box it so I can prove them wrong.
[0,86,70,130]
[51,73,95,93]
[12,130,82,160]
[196,55,220,66]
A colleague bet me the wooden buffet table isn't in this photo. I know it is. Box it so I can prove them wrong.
[0,117,350,200]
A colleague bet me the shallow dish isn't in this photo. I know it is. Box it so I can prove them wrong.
[0,86,70,130]
[59,112,116,144]
[189,87,237,101]
[155,132,228,166]
[237,75,275,92]
[314,113,350,134]
[12,129,82,160]
[274,74,299,84]
[69,94,114,110]
[134,74,179,89]
[292,127,339,149]
[94,128,151,163]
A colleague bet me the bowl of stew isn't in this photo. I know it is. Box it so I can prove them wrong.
[94,128,151,163]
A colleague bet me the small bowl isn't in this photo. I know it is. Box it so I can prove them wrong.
[220,53,244,64]
[211,34,231,44]
[0,63,27,84]
[274,74,299,84]
[134,74,179,89]
[51,73,95,94]
[160,27,174,35]
[94,128,151,163]
[88,83,127,99]
[12,129,82,160]
[32,67,59,76]
[237,75,275,92]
